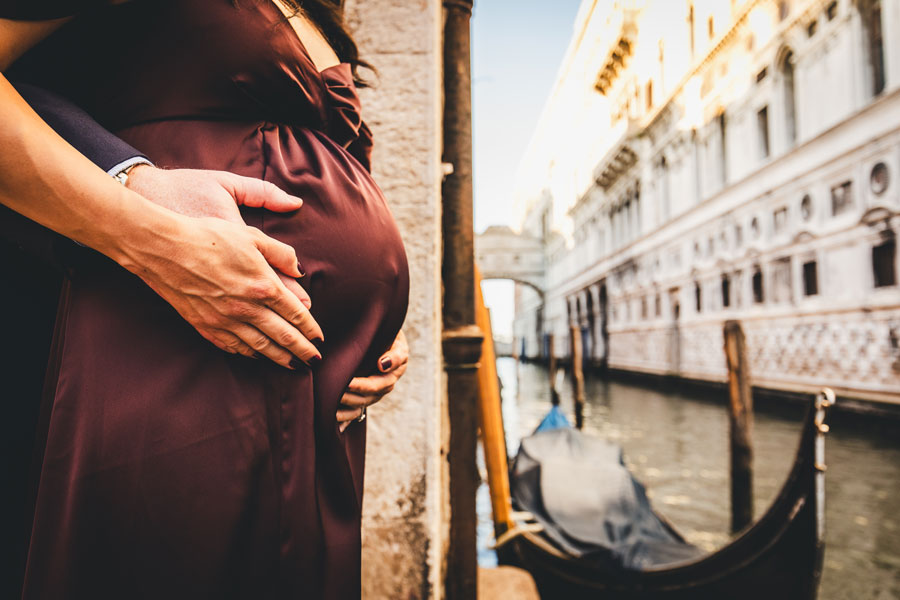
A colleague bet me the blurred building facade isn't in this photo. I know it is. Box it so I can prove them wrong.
[509,0,900,402]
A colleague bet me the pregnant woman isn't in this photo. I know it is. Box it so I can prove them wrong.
[0,1,409,598]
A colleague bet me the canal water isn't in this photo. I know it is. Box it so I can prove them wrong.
[477,357,900,599]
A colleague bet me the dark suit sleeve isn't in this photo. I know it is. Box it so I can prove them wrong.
[0,83,148,267]
[15,82,147,173]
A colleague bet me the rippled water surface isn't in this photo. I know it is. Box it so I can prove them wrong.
[477,358,900,600]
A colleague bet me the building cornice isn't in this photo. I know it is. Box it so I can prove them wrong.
[594,10,639,95]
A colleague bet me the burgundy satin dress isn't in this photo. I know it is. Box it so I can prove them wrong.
[9,2,409,598]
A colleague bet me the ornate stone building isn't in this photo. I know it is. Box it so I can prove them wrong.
[510,0,900,403]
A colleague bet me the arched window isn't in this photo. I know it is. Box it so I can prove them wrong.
[586,288,595,320]
[624,200,632,243]
[779,49,797,144]
[658,156,670,223]
[721,274,731,308]
[861,0,885,96]
[633,186,642,237]
[717,112,727,187]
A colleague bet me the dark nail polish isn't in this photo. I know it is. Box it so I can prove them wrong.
[308,355,322,368]
[289,357,303,370]
[312,337,324,351]
[380,356,393,371]
[296,260,306,278]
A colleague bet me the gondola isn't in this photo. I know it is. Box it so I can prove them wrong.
[489,390,834,600]
[473,271,833,599]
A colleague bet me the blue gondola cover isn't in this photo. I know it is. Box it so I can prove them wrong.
[533,405,571,433]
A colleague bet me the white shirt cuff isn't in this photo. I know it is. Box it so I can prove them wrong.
[107,156,153,177]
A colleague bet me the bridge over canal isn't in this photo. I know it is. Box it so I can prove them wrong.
[474,226,545,295]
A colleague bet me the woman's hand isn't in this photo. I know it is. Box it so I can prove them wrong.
[337,331,409,432]
[122,211,324,369]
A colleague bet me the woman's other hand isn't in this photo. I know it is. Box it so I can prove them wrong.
[337,331,409,432]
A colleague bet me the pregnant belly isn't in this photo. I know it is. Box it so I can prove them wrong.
[119,119,410,378]
[28,124,406,596]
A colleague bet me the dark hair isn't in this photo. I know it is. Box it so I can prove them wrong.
[280,0,375,88]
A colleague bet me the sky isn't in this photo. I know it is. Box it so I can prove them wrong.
[472,0,583,337]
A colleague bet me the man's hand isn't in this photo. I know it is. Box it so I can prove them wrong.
[337,331,409,432]
[122,165,320,367]
[125,165,301,222]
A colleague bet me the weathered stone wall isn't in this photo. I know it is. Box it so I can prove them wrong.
[344,1,445,598]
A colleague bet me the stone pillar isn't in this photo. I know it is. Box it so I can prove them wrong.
[345,1,445,598]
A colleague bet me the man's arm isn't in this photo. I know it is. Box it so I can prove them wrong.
[15,82,148,174]
[0,82,151,265]
[5,82,319,305]
[0,32,322,369]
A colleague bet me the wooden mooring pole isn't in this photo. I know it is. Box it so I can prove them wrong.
[547,333,559,404]
[723,320,754,533]
[569,325,586,430]
[474,267,514,537]
[441,0,481,596]
[547,333,557,375]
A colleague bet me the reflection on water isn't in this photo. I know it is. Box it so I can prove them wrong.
[477,357,900,600]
